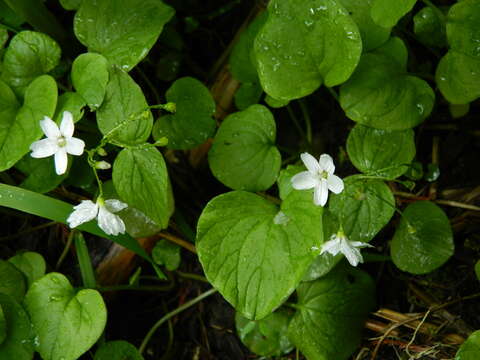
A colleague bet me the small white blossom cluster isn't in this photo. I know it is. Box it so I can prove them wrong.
[291,152,372,267]
[30,112,126,236]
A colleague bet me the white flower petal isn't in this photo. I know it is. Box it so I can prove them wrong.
[30,138,58,158]
[327,174,344,194]
[65,137,85,156]
[67,200,98,228]
[320,237,342,256]
[313,179,329,206]
[291,171,318,190]
[105,199,128,213]
[340,239,363,266]
[319,154,335,174]
[300,152,321,174]
[97,206,126,236]
[60,111,75,138]
[54,148,68,175]
[40,116,60,139]
[350,241,374,249]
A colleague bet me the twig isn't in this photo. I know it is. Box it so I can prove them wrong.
[156,232,197,253]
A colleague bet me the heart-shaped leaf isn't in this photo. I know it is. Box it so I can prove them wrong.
[112,147,174,229]
[371,0,416,28]
[208,104,281,192]
[436,0,480,104]
[74,0,174,71]
[235,309,293,357]
[413,6,447,48]
[71,53,109,110]
[390,201,454,275]
[152,77,215,149]
[0,75,57,172]
[329,176,395,243]
[0,260,26,302]
[347,124,416,179]
[8,252,46,288]
[53,92,86,124]
[96,68,152,145]
[1,31,60,96]
[456,330,480,360]
[254,0,362,101]
[196,190,323,320]
[0,294,35,360]
[16,156,67,194]
[94,341,144,360]
[288,266,375,360]
[24,272,107,360]
[340,37,434,130]
[152,240,181,271]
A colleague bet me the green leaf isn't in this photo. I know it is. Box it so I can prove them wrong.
[413,6,447,48]
[96,67,152,145]
[71,53,109,110]
[0,260,26,302]
[455,330,480,359]
[208,104,281,192]
[234,82,263,110]
[53,92,86,124]
[196,190,323,320]
[0,28,7,49]
[346,124,416,179]
[152,77,215,149]
[340,37,435,130]
[94,341,144,360]
[235,309,294,357]
[390,201,454,275]
[8,251,46,288]
[1,31,61,96]
[152,239,181,271]
[338,0,391,51]
[0,1,25,29]
[24,272,107,360]
[60,0,81,11]
[16,156,67,193]
[112,147,174,229]
[0,294,35,360]
[288,267,375,360]
[436,0,480,104]
[329,176,395,243]
[371,0,416,28]
[276,164,304,200]
[74,0,174,71]
[475,260,480,282]
[0,75,57,171]
[265,95,289,108]
[0,304,5,345]
[254,0,362,101]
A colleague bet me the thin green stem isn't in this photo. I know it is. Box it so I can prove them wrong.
[135,67,161,105]
[98,284,174,292]
[0,221,57,242]
[74,232,97,288]
[139,288,217,354]
[326,86,339,102]
[287,104,306,139]
[298,99,312,145]
[55,230,75,270]
[176,271,209,283]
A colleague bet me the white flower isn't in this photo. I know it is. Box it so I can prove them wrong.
[291,153,344,206]
[320,231,373,267]
[67,198,128,236]
[30,111,85,175]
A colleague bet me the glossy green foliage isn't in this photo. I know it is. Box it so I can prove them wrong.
[53,92,86,124]
[24,273,107,360]
[288,267,375,360]
[153,77,216,149]
[475,260,480,282]
[16,156,67,193]
[152,239,181,271]
[340,37,435,130]
[74,0,174,71]
[455,330,480,359]
[196,190,323,320]
[0,75,57,171]
[71,53,109,110]
[413,6,446,48]
[347,124,416,179]
[338,0,391,51]
[96,68,152,145]
[0,304,5,344]
[329,176,395,243]
[8,251,46,287]
[94,341,144,360]
[436,0,480,104]
[391,201,454,275]
[209,105,281,192]
[371,0,416,28]
[112,147,174,229]
[0,260,26,302]
[235,309,293,357]
[0,294,35,360]
[254,0,362,101]
[1,31,60,96]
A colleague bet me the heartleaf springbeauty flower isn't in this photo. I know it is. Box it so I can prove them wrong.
[291,153,344,206]
[320,230,373,267]
[30,111,85,175]
[67,198,128,236]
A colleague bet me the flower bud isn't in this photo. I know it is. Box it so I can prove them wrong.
[95,161,111,170]
[163,102,176,113]
[97,147,107,156]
